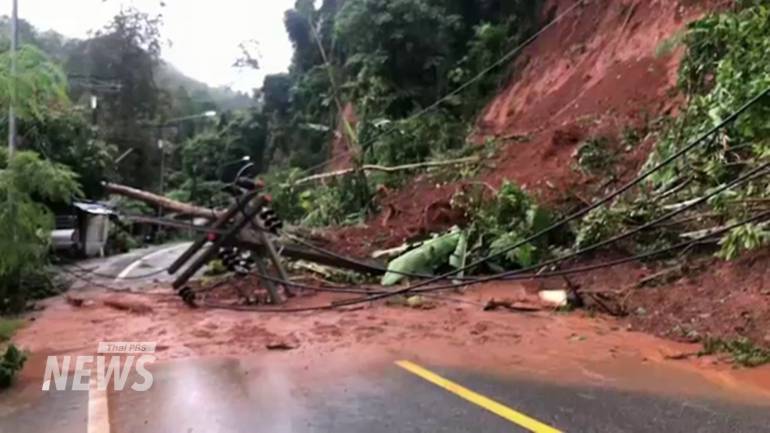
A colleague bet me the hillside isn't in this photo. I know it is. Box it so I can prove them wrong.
[319,0,770,350]
[329,0,711,255]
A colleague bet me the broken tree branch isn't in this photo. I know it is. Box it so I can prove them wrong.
[293,157,480,185]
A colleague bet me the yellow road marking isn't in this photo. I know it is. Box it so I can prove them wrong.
[88,374,110,433]
[396,360,562,433]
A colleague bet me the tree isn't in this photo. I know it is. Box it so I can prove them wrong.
[0,44,68,120]
[66,7,164,189]
[0,38,81,313]
[165,110,269,207]
[0,150,81,313]
[335,0,464,116]
[0,41,114,199]
[18,109,116,198]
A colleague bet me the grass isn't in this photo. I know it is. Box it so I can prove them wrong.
[699,337,770,367]
[0,318,24,343]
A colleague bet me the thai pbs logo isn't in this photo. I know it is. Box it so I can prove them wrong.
[42,342,156,391]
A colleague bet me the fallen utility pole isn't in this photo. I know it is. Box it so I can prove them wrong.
[105,182,222,220]
[170,193,287,305]
[108,179,385,306]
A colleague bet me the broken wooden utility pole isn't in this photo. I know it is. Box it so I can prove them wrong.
[104,182,222,220]
[107,178,390,306]
[168,190,287,306]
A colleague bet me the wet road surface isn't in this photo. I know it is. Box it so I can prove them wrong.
[2,356,769,433]
[65,242,193,290]
[5,245,770,432]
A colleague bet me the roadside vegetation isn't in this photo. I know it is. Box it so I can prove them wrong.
[584,1,770,261]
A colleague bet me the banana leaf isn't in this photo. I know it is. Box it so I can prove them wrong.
[381,230,461,286]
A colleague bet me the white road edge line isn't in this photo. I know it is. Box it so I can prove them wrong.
[88,374,110,433]
[115,243,188,281]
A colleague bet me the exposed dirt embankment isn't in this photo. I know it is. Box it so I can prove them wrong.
[322,0,770,350]
[329,0,710,255]
[477,0,694,198]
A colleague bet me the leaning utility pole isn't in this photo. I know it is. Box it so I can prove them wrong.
[7,0,18,156]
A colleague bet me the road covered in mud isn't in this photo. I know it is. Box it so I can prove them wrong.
[2,245,770,433]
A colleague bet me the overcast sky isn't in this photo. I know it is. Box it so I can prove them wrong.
[1,0,296,92]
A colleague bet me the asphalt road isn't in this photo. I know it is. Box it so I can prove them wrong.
[3,245,769,432]
[2,357,769,433]
[65,242,194,290]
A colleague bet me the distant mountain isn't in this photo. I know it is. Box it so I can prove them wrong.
[0,16,255,113]
[155,62,254,112]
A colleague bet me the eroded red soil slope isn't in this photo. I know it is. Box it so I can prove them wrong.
[330,0,712,256]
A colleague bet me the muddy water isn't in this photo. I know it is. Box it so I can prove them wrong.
[9,285,770,409]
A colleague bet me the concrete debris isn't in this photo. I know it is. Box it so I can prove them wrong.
[538,290,569,308]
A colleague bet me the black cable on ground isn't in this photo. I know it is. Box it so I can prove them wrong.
[204,208,770,313]
[239,98,770,296]
[356,162,770,302]
[60,267,175,297]
[203,159,770,313]
[415,209,770,295]
[67,263,170,280]
[355,86,770,296]
[251,156,770,299]
[93,86,770,310]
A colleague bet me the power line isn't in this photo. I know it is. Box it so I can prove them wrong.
[357,86,770,296]
[205,208,770,313]
[295,0,590,178]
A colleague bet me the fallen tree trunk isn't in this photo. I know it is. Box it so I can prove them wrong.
[293,156,480,185]
[104,182,223,219]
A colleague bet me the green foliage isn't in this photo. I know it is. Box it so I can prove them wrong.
[455,181,553,269]
[574,197,670,253]
[574,207,625,250]
[165,110,269,208]
[717,222,770,260]
[336,0,463,115]
[605,3,770,262]
[700,337,770,367]
[364,111,468,167]
[0,45,68,120]
[0,318,23,342]
[381,230,462,286]
[574,137,614,175]
[17,108,116,198]
[261,0,543,173]
[299,173,373,227]
[0,344,26,389]
[645,4,770,190]
[66,7,164,189]
[0,150,81,313]
[263,168,373,228]
[204,259,228,277]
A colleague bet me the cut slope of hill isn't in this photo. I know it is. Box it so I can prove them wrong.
[322,0,770,352]
[329,0,716,256]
